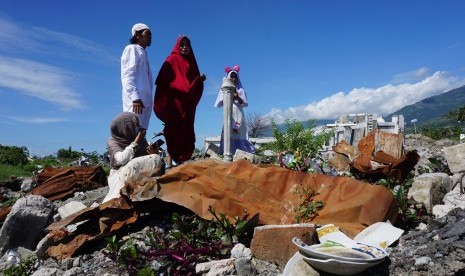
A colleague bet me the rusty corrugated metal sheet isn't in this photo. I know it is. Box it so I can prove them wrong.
[44,159,397,259]
[46,196,138,259]
[30,166,107,201]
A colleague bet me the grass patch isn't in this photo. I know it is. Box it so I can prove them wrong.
[0,163,33,182]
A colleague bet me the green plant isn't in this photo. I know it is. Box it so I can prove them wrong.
[105,234,126,254]
[207,206,257,246]
[294,184,325,222]
[0,163,33,182]
[1,197,18,208]
[427,157,451,174]
[261,119,332,171]
[2,256,36,276]
[376,176,428,230]
[105,208,256,275]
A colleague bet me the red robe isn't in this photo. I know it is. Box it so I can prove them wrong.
[154,36,204,163]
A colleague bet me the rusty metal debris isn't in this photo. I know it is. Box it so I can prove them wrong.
[4,113,420,260]
[31,166,107,201]
[45,159,398,259]
[325,113,419,182]
[0,166,107,226]
[330,131,419,183]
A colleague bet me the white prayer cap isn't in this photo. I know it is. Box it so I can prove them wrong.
[131,23,150,36]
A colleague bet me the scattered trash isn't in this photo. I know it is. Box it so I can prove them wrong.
[286,222,403,275]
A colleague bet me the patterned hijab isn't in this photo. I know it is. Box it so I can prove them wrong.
[214,66,248,108]
[107,112,149,169]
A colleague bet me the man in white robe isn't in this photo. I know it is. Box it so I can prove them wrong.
[121,23,153,130]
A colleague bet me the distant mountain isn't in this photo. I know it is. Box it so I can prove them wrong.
[385,85,465,131]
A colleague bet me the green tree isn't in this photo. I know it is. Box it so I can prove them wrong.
[57,146,80,159]
[420,125,460,140]
[0,145,29,165]
[444,104,465,130]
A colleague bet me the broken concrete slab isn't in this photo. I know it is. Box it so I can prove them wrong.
[195,258,235,275]
[0,195,53,254]
[233,149,255,163]
[58,201,88,220]
[407,173,452,214]
[250,224,315,268]
[444,143,465,173]
[433,184,465,218]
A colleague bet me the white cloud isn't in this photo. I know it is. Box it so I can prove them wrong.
[0,15,117,64]
[391,67,430,84]
[0,15,118,111]
[267,70,465,124]
[7,116,71,124]
[0,56,84,110]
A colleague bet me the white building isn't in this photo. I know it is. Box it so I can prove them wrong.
[325,113,404,147]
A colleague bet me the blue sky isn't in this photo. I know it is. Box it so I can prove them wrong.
[1,1,465,157]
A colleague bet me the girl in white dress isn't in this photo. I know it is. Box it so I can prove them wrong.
[214,66,256,155]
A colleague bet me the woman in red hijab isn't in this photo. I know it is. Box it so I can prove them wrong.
[154,36,206,166]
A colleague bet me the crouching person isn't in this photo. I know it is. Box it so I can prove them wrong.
[103,112,163,203]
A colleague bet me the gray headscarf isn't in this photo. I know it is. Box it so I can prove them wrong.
[107,112,149,169]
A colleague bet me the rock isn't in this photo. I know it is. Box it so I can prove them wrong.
[2,134,465,276]
[250,224,315,268]
[31,267,58,276]
[451,172,465,191]
[57,201,87,219]
[20,178,35,193]
[206,148,223,161]
[0,195,53,253]
[407,173,451,213]
[444,142,465,173]
[414,256,431,267]
[231,243,252,259]
[233,149,256,163]
[432,184,465,218]
[234,257,256,276]
[35,234,54,259]
[195,258,235,275]
[63,267,84,276]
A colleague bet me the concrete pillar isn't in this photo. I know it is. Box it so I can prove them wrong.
[221,77,235,161]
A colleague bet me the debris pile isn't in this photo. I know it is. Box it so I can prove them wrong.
[0,134,464,275]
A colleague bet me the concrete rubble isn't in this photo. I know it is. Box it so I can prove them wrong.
[0,131,463,275]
